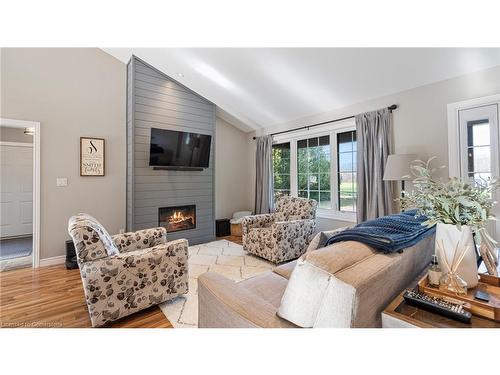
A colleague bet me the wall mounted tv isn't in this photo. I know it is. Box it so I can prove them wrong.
[149,128,212,170]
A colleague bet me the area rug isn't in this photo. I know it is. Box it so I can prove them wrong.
[159,239,274,328]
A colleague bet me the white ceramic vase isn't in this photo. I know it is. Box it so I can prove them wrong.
[435,223,478,289]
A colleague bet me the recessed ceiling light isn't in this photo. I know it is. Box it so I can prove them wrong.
[177,72,184,77]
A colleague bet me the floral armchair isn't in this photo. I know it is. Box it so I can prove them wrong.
[242,196,317,263]
[68,213,188,327]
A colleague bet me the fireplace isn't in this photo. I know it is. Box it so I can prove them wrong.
[159,205,196,233]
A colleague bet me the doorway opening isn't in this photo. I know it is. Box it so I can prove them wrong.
[0,118,40,271]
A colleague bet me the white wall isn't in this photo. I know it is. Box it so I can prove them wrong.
[249,65,500,229]
[215,117,253,219]
[1,48,127,260]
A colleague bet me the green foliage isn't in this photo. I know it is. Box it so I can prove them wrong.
[273,146,290,192]
[399,157,500,243]
[298,144,331,176]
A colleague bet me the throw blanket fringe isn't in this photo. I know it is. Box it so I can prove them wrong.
[325,210,435,253]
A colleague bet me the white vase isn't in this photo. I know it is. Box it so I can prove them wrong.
[435,223,478,289]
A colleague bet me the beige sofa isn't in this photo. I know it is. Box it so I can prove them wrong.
[198,234,434,328]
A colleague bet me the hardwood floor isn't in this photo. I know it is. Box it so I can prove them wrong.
[0,263,173,328]
[218,235,243,245]
[0,236,242,328]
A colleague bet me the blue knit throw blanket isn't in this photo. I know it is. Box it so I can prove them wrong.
[325,210,435,253]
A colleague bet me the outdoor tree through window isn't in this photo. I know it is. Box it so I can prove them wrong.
[270,123,357,217]
[337,130,357,212]
[297,136,331,209]
[272,142,291,201]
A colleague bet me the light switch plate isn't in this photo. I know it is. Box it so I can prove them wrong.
[56,178,68,187]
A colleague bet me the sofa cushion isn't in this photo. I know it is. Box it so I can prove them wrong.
[198,272,297,328]
[305,241,377,273]
[272,260,297,280]
[276,241,373,281]
[238,272,289,308]
[277,235,434,328]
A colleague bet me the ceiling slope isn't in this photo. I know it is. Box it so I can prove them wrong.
[104,48,500,132]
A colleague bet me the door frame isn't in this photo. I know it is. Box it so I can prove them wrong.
[0,118,41,268]
[447,94,500,178]
[447,94,500,243]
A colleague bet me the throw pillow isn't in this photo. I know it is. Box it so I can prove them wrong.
[306,227,349,253]
[277,258,356,327]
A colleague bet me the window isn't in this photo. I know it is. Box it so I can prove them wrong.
[272,142,291,201]
[456,103,499,188]
[297,136,331,208]
[271,119,357,220]
[466,119,492,184]
[337,130,357,212]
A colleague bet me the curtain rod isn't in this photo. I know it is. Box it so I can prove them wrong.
[252,104,397,140]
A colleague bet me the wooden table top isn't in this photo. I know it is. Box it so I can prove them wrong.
[383,292,500,328]
[383,249,500,328]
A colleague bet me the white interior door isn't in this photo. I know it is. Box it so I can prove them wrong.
[458,104,499,242]
[0,143,34,238]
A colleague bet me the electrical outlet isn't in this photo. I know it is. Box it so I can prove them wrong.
[56,178,68,187]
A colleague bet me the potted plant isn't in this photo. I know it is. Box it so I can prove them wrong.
[399,157,500,290]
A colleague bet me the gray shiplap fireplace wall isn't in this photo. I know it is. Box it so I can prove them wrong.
[126,56,216,245]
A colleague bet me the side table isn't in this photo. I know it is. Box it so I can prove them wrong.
[382,290,500,328]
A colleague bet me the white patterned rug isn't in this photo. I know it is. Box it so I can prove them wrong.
[159,239,274,328]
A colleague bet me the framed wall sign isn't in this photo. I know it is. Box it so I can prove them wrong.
[80,137,105,176]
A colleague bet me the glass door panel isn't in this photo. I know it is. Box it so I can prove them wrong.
[458,104,499,242]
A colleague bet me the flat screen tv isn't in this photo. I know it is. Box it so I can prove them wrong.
[149,128,212,169]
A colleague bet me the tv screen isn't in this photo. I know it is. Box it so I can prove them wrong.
[149,128,212,168]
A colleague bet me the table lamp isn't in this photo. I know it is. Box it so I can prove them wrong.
[383,154,417,196]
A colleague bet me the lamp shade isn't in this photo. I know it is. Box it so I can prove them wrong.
[383,154,418,181]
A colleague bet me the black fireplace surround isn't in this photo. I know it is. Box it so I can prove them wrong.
[158,205,196,233]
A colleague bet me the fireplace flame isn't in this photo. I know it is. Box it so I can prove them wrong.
[170,211,189,224]
[160,206,196,233]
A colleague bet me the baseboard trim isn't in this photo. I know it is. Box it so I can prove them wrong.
[39,255,66,267]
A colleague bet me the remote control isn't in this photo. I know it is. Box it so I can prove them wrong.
[403,289,472,324]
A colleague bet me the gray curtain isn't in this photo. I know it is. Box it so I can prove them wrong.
[355,108,394,222]
[254,135,274,214]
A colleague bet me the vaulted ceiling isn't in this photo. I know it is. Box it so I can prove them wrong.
[104,48,500,132]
